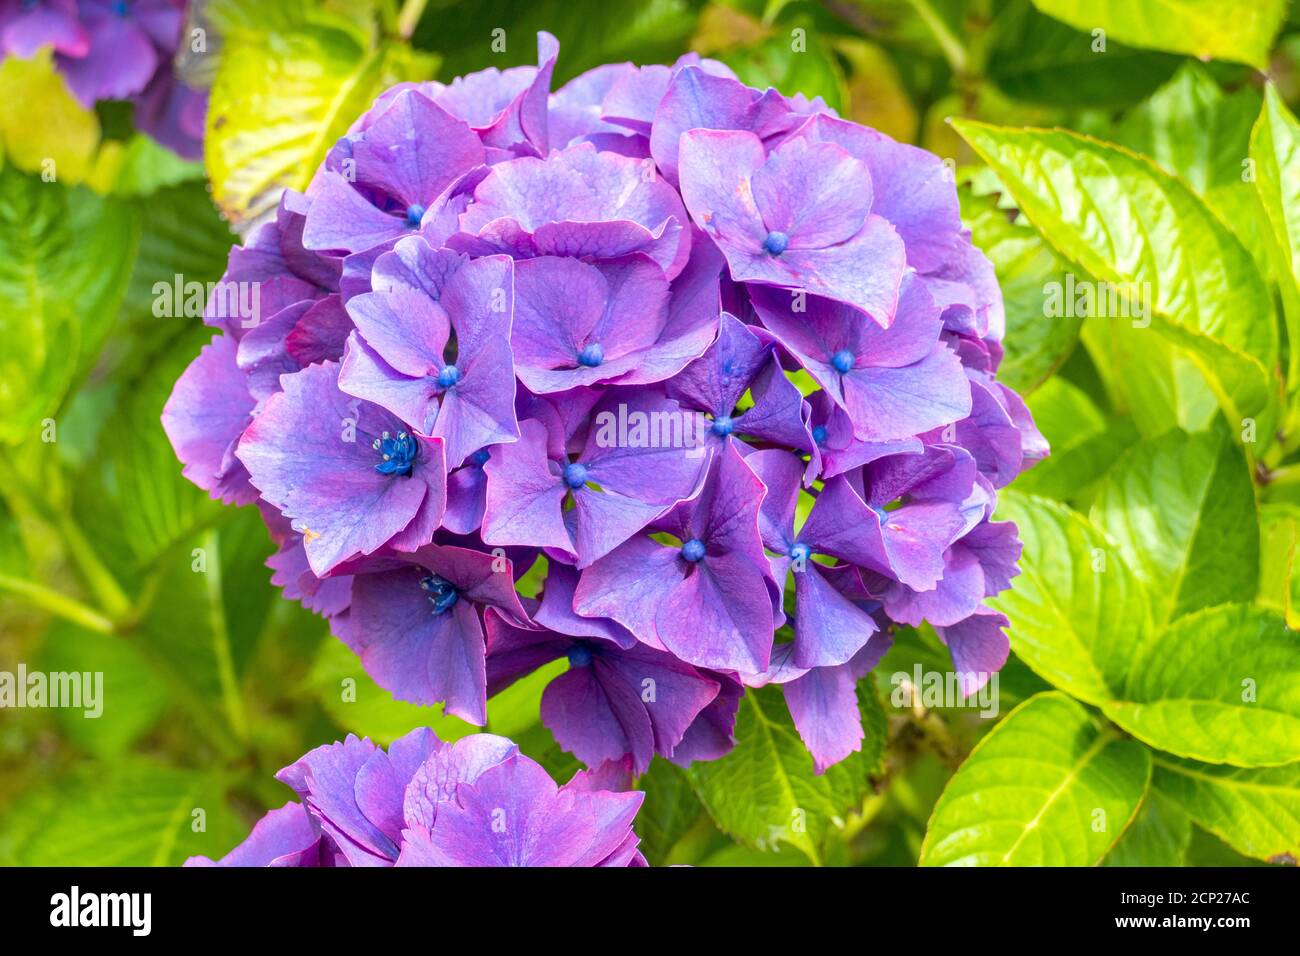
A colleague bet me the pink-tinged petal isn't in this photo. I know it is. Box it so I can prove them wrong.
[286,294,352,366]
[235,362,445,576]
[549,62,636,147]
[457,141,690,278]
[338,332,439,432]
[677,128,767,249]
[790,113,964,275]
[185,801,323,868]
[752,136,871,248]
[5,1,87,57]
[534,562,637,647]
[57,13,155,104]
[274,735,397,865]
[402,733,519,829]
[840,346,971,442]
[782,663,864,774]
[161,332,257,505]
[884,542,985,627]
[669,671,742,766]
[350,89,485,208]
[405,754,599,866]
[734,215,907,328]
[345,286,449,378]
[650,67,802,185]
[935,609,1011,695]
[353,727,442,846]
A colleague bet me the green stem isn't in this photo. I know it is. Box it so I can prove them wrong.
[0,573,117,634]
[905,0,967,73]
[0,453,131,620]
[397,0,429,39]
[54,513,132,621]
[200,529,250,744]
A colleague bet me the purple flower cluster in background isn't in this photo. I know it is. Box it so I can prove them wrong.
[188,729,645,867]
[164,33,1045,781]
[0,0,206,157]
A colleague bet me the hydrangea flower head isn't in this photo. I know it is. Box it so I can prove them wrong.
[1,0,207,157]
[188,728,645,867]
[165,33,1045,780]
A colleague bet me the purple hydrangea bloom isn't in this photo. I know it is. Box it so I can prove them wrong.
[164,32,1046,779]
[236,361,447,576]
[340,240,519,468]
[3,1,207,157]
[188,728,644,867]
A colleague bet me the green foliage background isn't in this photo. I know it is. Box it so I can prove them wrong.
[1,0,1299,867]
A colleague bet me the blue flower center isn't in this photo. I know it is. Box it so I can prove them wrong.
[436,364,461,389]
[811,424,828,445]
[577,342,604,367]
[710,415,734,437]
[789,542,811,563]
[831,349,855,374]
[563,462,589,489]
[680,538,706,563]
[111,0,130,16]
[405,203,426,227]
[762,230,789,256]
[419,574,459,614]
[567,643,594,667]
[373,430,418,476]
[471,448,490,467]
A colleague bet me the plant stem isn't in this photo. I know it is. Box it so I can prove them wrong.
[201,529,251,745]
[397,0,429,39]
[905,0,967,73]
[0,573,117,634]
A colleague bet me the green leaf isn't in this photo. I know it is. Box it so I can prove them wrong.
[308,636,476,746]
[1100,605,1300,768]
[721,29,847,114]
[414,0,696,85]
[920,692,1151,866]
[206,12,433,226]
[1081,322,1219,439]
[1259,503,1300,627]
[1013,377,1140,503]
[685,684,885,864]
[959,184,1078,395]
[1154,754,1300,864]
[953,120,1279,435]
[120,183,235,344]
[38,621,170,759]
[1112,64,1270,282]
[635,757,704,866]
[74,326,226,570]
[0,168,138,444]
[986,1,1179,109]
[1031,0,1286,68]
[1251,84,1300,392]
[1103,791,1192,866]
[8,761,244,866]
[988,492,1151,705]
[1090,426,1259,624]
